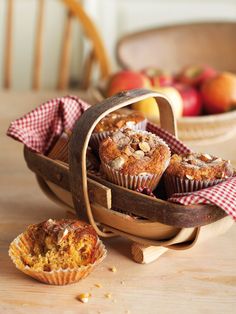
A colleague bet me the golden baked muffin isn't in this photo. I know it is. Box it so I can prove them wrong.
[94,110,145,133]
[9,219,106,285]
[164,152,234,196]
[99,128,170,190]
[90,110,146,154]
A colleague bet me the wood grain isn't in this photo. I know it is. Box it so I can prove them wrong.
[1,91,235,314]
[57,11,73,90]
[4,0,13,89]
[32,0,45,90]
[24,148,111,209]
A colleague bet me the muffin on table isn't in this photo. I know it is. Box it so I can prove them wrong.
[9,219,106,285]
[99,128,171,191]
[90,110,146,153]
[164,152,234,197]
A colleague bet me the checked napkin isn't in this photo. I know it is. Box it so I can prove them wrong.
[7,95,236,221]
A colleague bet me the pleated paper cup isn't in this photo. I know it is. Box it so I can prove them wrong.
[164,174,225,198]
[101,161,166,191]
[9,233,106,285]
[89,119,147,154]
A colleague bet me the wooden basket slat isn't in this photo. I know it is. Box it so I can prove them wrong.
[24,146,226,228]
[24,147,111,209]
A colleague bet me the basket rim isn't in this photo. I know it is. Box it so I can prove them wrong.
[178,109,236,123]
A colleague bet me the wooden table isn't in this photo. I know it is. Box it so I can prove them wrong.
[0,91,236,314]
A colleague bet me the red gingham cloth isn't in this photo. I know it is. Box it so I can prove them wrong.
[7,95,90,153]
[169,177,236,221]
[147,121,192,155]
[7,95,236,221]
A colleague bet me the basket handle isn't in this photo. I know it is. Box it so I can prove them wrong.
[68,88,177,237]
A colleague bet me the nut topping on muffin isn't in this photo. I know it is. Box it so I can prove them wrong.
[164,152,234,196]
[166,153,234,181]
[110,156,125,170]
[93,111,145,133]
[99,128,170,190]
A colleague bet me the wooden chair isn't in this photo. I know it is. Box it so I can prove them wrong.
[3,0,111,90]
[116,22,236,73]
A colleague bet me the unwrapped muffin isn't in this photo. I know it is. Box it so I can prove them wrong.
[90,110,147,153]
[9,219,106,285]
[164,152,234,197]
[99,128,170,191]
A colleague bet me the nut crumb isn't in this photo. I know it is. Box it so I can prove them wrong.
[186,174,194,180]
[139,142,150,152]
[94,283,102,288]
[133,150,145,159]
[109,266,117,273]
[120,280,125,285]
[110,156,125,170]
[105,293,112,299]
[199,153,212,162]
[77,293,91,303]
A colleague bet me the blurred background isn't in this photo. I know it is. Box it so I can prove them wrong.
[1,0,236,162]
[0,0,236,89]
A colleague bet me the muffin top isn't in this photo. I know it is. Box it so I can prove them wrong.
[94,110,145,133]
[99,128,170,175]
[18,219,98,271]
[165,153,234,181]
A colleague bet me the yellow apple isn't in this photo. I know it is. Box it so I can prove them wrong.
[131,87,183,122]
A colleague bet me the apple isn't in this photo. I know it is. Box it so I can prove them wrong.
[201,72,236,114]
[106,70,151,97]
[177,64,217,87]
[131,96,160,121]
[132,86,183,122]
[141,67,173,87]
[173,83,202,116]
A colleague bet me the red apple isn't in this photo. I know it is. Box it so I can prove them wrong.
[177,64,217,87]
[141,67,173,87]
[201,72,236,114]
[173,83,202,116]
[106,70,151,97]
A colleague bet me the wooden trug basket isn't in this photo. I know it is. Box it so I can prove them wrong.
[24,89,233,263]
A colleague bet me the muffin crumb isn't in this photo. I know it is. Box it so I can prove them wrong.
[77,293,91,303]
[109,266,117,273]
[105,293,112,299]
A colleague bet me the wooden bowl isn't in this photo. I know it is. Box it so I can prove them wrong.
[88,82,236,142]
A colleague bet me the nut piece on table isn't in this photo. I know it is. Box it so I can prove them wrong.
[77,293,91,303]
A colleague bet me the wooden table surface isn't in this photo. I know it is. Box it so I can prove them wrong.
[0,91,236,314]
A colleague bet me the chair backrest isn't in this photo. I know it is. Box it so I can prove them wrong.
[3,0,111,90]
[116,22,236,73]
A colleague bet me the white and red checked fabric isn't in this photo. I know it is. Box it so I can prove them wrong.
[147,121,192,155]
[169,177,236,221]
[7,95,90,153]
[7,94,236,221]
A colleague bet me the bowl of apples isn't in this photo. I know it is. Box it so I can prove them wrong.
[91,64,236,142]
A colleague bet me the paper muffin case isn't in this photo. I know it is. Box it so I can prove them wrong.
[164,174,226,198]
[9,233,107,286]
[101,161,167,191]
[89,119,147,154]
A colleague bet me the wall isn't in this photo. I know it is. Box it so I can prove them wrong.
[84,0,236,71]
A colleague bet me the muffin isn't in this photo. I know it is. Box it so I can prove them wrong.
[90,110,147,153]
[9,219,106,285]
[99,128,171,191]
[164,152,234,197]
